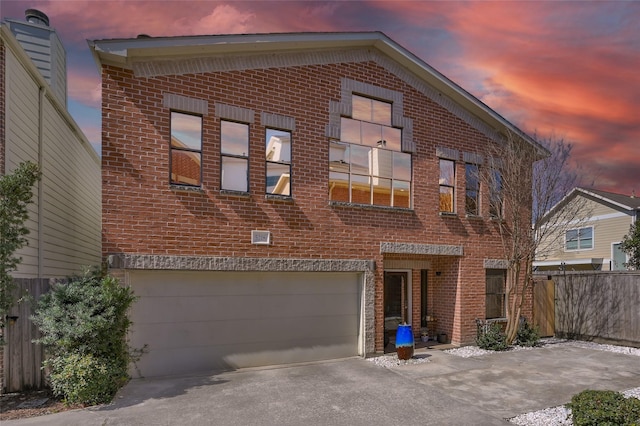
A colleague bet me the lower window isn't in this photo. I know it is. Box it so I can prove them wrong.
[485,269,506,319]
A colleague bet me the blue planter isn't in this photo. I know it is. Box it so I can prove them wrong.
[395,324,414,360]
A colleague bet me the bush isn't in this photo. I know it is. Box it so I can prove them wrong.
[567,389,640,426]
[32,268,139,405]
[515,318,540,347]
[46,353,128,405]
[476,323,509,351]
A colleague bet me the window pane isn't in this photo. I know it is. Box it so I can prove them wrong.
[371,99,392,126]
[440,186,454,212]
[329,172,349,202]
[372,177,391,206]
[171,112,202,150]
[466,190,479,215]
[340,117,361,143]
[579,227,593,249]
[466,164,479,190]
[352,95,371,122]
[393,152,411,181]
[393,180,410,208]
[265,129,291,163]
[221,121,248,156]
[439,159,454,186]
[361,122,383,147]
[383,126,401,151]
[351,175,371,204]
[329,142,349,173]
[350,145,371,175]
[372,148,392,178]
[171,151,201,186]
[221,156,248,191]
[266,163,291,196]
[566,229,578,250]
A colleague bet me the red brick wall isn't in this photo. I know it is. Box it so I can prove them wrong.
[101,59,531,346]
[1,39,6,176]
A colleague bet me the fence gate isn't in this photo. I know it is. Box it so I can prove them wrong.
[533,278,555,337]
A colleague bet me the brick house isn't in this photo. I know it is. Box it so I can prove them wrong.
[89,32,540,377]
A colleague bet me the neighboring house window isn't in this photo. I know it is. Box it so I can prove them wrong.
[489,169,503,218]
[221,120,249,192]
[265,128,291,196]
[439,159,455,212]
[465,163,479,216]
[566,227,593,250]
[329,95,410,208]
[486,269,506,319]
[170,111,202,187]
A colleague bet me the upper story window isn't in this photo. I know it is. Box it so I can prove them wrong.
[170,111,202,187]
[221,120,249,192]
[265,128,291,196]
[439,159,455,213]
[566,227,593,250]
[489,169,503,218]
[465,163,479,216]
[329,95,410,208]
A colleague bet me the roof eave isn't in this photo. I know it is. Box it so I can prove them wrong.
[88,31,544,152]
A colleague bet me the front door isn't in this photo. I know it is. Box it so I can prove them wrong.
[384,271,409,352]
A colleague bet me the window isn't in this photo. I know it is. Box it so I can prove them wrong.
[465,163,479,215]
[489,169,503,218]
[265,128,291,196]
[566,227,593,250]
[170,111,202,187]
[486,269,506,319]
[329,95,410,208]
[439,159,455,212]
[221,120,249,192]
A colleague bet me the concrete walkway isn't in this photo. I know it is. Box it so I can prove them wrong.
[4,343,639,425]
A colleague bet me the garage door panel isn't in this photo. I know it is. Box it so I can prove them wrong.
[129,271,361,377]
[129,312,359,351]
[132,291,357,324]
[131,271,357,297]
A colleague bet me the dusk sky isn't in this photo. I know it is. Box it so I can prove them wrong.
[2,1,638,194]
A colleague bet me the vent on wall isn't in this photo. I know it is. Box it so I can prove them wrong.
[251,230,271,245]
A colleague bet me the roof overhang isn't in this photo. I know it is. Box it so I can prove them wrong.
[88,31,544,154]
[533,258,604,270]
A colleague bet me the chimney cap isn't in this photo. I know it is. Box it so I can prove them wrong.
[25,9,50,26]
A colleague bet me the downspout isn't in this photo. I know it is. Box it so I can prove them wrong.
[37,86,44,279]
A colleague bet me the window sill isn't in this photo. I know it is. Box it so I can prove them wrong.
[170,184,204,194]
[329,201,414,213]
[439,212,458,217]
[220,189,251,198]
[465,214,483,220]
[265,194,294,202]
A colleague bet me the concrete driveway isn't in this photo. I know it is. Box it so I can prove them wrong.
[4,342,639,426]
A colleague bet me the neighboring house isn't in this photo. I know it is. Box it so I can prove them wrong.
[534,188,640,272]
[89,31,543,378]
[1,10,101,392]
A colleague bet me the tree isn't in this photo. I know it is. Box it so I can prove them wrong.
[620,221,640,270]
[0,161,41,337]
[479,132,591,344]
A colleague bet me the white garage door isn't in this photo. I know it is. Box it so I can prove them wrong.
[128,271,362,377]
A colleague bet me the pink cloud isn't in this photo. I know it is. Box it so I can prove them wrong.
[67,69,101,108]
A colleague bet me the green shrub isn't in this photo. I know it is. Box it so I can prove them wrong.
[32,268,139,405]
[567,389,640,426]
[46,353,128,405]
[515,318,540,347]
[476,323,509,351]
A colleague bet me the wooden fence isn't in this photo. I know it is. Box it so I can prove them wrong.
[1,278,50,393]
[540,271,640,346]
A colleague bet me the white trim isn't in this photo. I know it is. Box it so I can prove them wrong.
[579,188,636,211]
[533,258,603,267]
